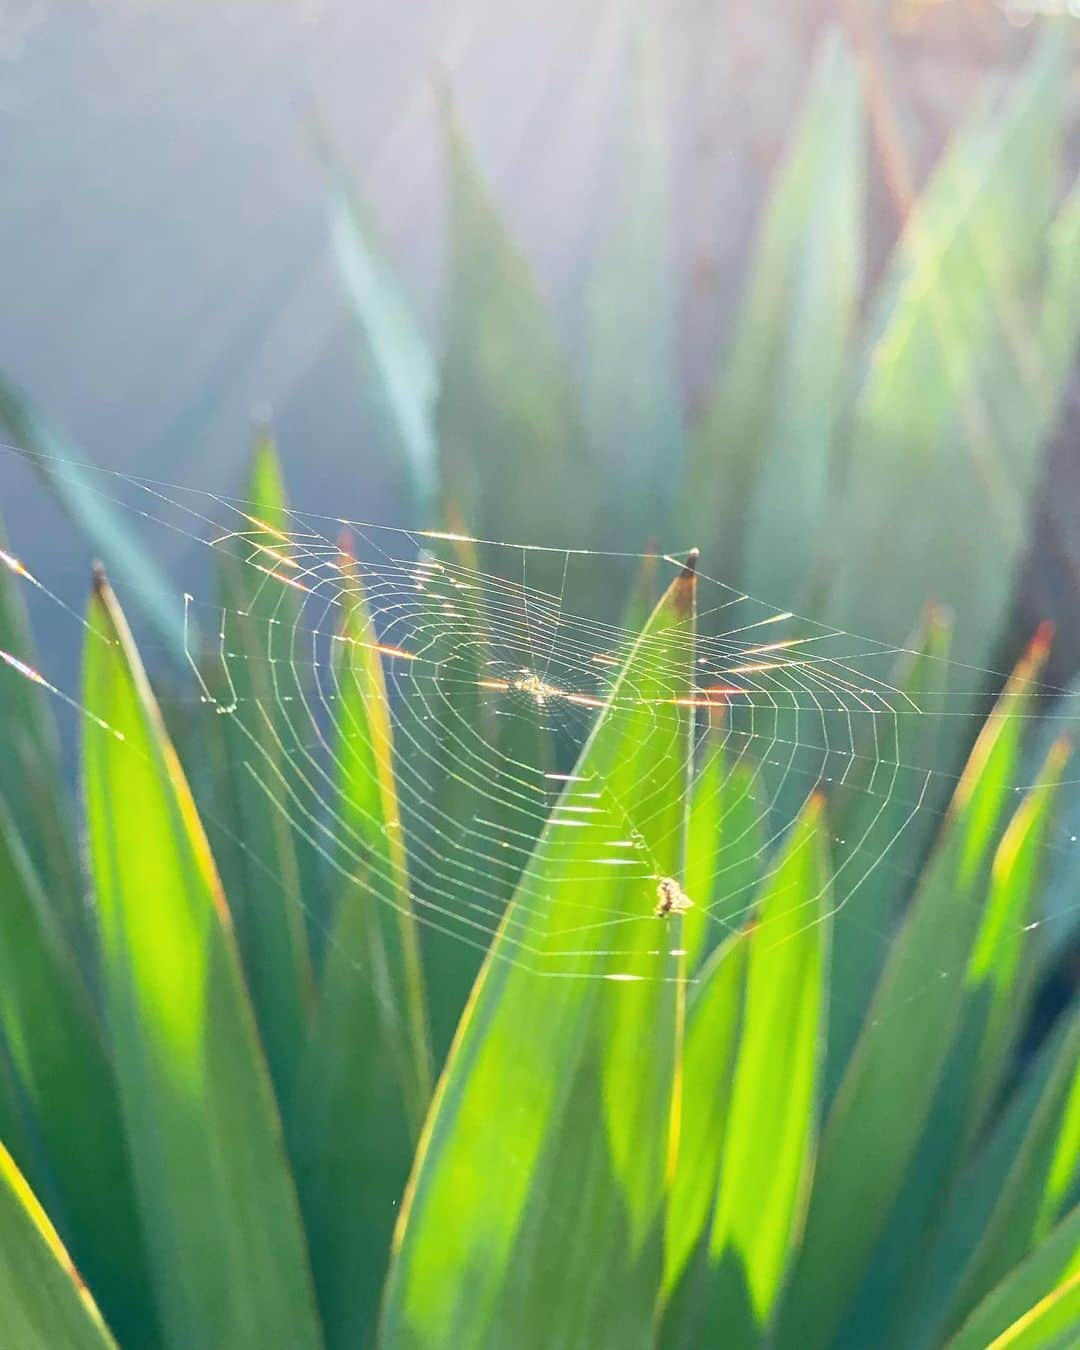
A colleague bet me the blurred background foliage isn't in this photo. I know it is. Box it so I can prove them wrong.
[1,0,1078,670]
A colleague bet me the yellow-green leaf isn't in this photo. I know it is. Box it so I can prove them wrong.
[662,935,747,1303]
[381,557,698,1349]
[0,1139,117,1349]
[82,571,322,1350]
[777,642,1044,1349]
[214,432,315,1099]
[293,557,431,1349]
[0,802,155,1346]
[944,1202,1080,1350]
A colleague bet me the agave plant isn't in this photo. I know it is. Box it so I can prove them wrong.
[1,14,1079,1350]
[1,427,1079,1350]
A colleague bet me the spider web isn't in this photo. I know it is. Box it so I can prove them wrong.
[2,443,1080,991]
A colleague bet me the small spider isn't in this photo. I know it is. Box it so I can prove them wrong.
[654,877,693,918]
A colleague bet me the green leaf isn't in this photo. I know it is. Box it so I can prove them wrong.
[292,554,431,1349]
[213,433,315,1100]
[438,95,592,547]
[1024,673,1080,963]
[0,1140,117,1350]
[0,801,156,1346]
[661,936,747,1303]
[940,1007,1080,1340]
[824,603,952,1103]
[82,569,322,1350]
[896,1009,1078,1350]
[824,27,1070,676]
[965,736,1070,1125]
[0,521,84,953]
[682,738,763,973]
[583,13,683,542]
[683,30,862,597]
[323,150,438,520]
[709,800,831,1327]
[381,557,699,1349]
[835,734,1068,1348]
[0,379,186,664]
[776,642,1044,1349]
[987,1270,1080,1350]
[662,801,831,1347]
[944,1202,1080,1350]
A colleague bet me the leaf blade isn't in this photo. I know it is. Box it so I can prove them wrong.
[82,571,322,1350]
[382,559,699,1349]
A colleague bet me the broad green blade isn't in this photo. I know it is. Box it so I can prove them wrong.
[663,801,831,1348]
[682,743,763,973]
[381,558,698,1350]
[896,1010,1078,1350]
[824,28,1071,677]
[0,1140,117,1350]
[0,802,155,1347]
[985,1271,1080,1350]
[965,737,1070,1124]
[683,29,861,598]
[1023,674,1080,964]
[939,1009,1080,1340]
[293,556,431,1350]
[708,799,831,1332]
[323,152,438,520]
[398,529,511,1061]
[0,379,185,663]
[661,936,747,1304]
[824,603,952,1103]
[943,1203,1080,1350]
[0,522,83,953]
[583,12,683,544]
[438,96,593,549]
[834,737,1068,1349]
[82,571,322,1350]
[776,644,1044,1350]
[213,433,314,1100]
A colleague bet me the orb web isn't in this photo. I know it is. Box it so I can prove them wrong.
[2,441,1080,989]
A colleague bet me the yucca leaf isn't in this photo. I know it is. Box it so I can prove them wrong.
[438,94,592,548]
[965,736,1070,1124]
[1023,676,1080,962]
[708,799,830,1338]
[583,12,682,544]
[0,1140,117,1349]
[0,379,185,663]
[944,1201,1080,1350]
[682,739,763,973]
[323,152,438,520]
[0,801,155,1346]
[836,731,1068,1348]
[0,522,83,952]
[293,552,431,1349]
[661,935,747,1306]
[381,556,698,1349]
[938,1007,1080,1340]
[824,26,1070,677]
[683,30,861,598]
[213,432,315,1099]
[896,1007,1077,1350]
[985,1270,1080,1350]
[397,528,506,1061]
[824,603,952,1103]
[82,569,322,1349]
[776,640,1045,1349]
